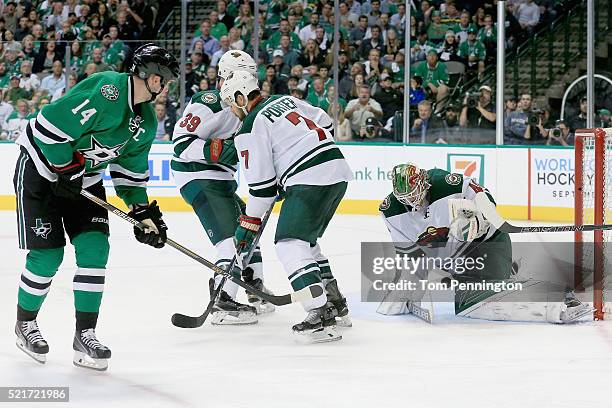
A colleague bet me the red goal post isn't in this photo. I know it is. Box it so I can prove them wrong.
[574,128,612,320]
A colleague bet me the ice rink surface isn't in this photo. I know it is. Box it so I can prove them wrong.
[1,210,611,408]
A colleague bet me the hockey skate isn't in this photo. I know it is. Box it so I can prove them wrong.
[560,293,595,323]
[244,278,276,314]
[209,279,258,325]
[292,305,342,344]
[73,329,111,371]
[15,320,49,364]
[325,279,352,327]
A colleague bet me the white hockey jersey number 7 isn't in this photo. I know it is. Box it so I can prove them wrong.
[234,95,353,199]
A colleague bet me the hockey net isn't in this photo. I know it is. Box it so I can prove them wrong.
[575,128,612,320]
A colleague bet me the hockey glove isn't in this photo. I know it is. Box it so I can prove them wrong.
[128,201,168,248]
[204,138,238,166]
[448,198,490,242]
[51,152,85,200]
[234,215,261,263]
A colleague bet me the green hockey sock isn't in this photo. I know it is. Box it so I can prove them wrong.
[17,247,64,318]
[73,232,109,326]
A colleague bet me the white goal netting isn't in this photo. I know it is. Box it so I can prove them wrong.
[575,128,612,319]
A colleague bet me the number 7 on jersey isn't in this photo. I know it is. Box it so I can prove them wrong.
[285,112,326,141]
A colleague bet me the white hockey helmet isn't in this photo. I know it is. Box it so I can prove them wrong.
[220,70,260,116]
[217,50,257,80]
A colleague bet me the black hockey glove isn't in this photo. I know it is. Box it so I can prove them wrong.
[51,152,85,200]
[128,201,168,248]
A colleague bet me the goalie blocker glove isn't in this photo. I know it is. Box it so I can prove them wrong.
[128,201,168,248]
[50,152,85,199]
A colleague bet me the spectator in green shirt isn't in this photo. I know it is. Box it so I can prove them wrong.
[458,26,486,79]
[0,62,10,89]
[319,84,347,113]
[427,10,449,44]
[266,19,302,53]
[306,77,328,107]
[6,75,29,105]
[209,11,228,40]
[413,50,449,107]
[452,11,474,43]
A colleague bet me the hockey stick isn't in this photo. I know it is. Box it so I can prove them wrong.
[171,203,275,328]
[474,192,612,233]
[80,190,323,306]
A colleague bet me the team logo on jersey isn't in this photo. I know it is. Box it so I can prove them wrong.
[31,219,52,239]
[129,115,143,134]
[202,92,218,104]
[445,173,461,186]
[79,137,126,168]
[379,196,390,211]
[416,226,449,247]
[100,84,119,101]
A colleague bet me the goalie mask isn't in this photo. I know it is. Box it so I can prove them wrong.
[391,163,430,210]
[220,70,260,116]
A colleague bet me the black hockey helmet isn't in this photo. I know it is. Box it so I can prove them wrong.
[129,43,180,84]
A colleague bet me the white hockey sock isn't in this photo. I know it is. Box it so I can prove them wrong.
[276,239,326,311]
[214,238,239,299]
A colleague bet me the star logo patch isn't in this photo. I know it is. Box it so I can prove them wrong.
[31,219,52,239]
[79,137,126,168]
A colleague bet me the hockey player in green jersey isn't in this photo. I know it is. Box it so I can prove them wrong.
[220,71,353,343]
[172,50,268,324]
[378,163,592,323]
[13,44,179,370]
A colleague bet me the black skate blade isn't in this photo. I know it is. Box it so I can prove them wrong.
[171,313,205,328]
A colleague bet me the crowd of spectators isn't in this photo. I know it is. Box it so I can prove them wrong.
[181,0,589,143]
[0,0,607,145]
[0,0,178,141]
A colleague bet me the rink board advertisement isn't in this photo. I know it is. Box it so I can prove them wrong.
[0,142,574,221]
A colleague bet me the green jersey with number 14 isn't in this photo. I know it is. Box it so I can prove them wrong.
[16,71,157,206]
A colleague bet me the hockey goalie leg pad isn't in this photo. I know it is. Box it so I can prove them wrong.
[457,279,591,323]
[276,239,326,311]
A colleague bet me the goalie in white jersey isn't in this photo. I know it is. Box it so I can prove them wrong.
[220,70,353,342]
[171,50,270,324]
[378,163,592,323]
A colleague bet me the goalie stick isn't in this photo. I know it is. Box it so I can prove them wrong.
[80,190,323,308]
[474,192,612,233]
[171,203,275,328]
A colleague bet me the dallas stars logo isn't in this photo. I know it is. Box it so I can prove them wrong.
[31,219,52,239]
[79,137,126,168]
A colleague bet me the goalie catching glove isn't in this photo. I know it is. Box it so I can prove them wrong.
[50,152,85,200]
[234,215,261,264]
[448,198,490,242]
[128,201,168,248]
